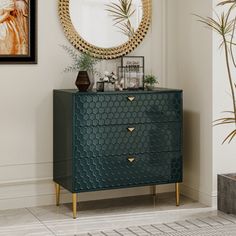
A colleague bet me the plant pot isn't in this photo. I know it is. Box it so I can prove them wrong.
[75,71,91,92]
[218,174,236,214]
[146,85,155,91]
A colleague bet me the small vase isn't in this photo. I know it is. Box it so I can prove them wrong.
[75,71,91,92]
[146,85,154,91]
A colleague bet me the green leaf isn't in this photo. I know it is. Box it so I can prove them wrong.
[218,0,236,7]
[198,0,236,144]
[61,45,101,73]
[222,129,236,144]
[106,0,136,38]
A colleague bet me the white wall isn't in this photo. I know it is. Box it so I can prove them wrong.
[212,0,236,197]
[166,0,214,206]
[164,0,236,207]
[0,0,170,210]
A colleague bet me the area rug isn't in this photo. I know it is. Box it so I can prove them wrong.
[79,215,236,236]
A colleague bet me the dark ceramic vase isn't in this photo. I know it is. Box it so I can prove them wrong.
[75,71,91,92]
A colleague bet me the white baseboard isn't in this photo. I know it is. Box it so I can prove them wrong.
[0,178,219,210]
[181,184,217,207]
[0,178,175,210]
[0,162,52,183]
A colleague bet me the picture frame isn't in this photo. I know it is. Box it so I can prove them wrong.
[125,69,144,90]
[0,0,37,64]
[121,56,145,89]
[117,66,126,88]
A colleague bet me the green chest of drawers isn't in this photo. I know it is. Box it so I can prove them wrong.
[53,89,183,218]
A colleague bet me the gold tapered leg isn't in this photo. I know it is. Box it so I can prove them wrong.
[175,183,180,206]
[55,183,60,206]
[72,193,77,219]
[152,185,157,196]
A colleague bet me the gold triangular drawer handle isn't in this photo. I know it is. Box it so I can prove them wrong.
[128,96,135,101]
[128,157,136,163]
[127,127,135,132]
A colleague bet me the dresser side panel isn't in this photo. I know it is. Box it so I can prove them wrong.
[180,91,184,182]
[53,91,73,192]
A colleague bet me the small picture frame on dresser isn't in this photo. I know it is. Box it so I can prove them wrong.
[125,70,143,90]
[121,56,145,90]
[117,66,126,89]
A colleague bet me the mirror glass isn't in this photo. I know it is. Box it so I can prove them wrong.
[69,0,143,48]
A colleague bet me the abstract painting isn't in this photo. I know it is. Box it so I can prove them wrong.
[0,0,36,64]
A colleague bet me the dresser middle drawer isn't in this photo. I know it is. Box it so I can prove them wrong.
[74,122,181,158]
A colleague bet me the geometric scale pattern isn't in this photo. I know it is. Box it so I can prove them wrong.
[53,89,183,194]
[73,152,182,192]
[74,92,182,126]
[74,122,182,158]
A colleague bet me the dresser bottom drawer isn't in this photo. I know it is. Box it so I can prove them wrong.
[73,152,182,192]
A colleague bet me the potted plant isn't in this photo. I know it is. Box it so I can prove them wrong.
[62,45,100,92]
[144,75,158,90]
[198,0,236,214]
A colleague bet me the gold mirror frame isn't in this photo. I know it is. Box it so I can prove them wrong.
[58,0,152,59]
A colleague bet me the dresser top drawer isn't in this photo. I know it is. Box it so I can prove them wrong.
[73,91,182,126]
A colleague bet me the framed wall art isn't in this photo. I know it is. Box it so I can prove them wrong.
[117,66,126,87]
[125,70,144,90]
[0,0,37,64]
[121,56,145,90]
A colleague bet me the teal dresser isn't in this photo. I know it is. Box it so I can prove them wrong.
[53,89,183,218]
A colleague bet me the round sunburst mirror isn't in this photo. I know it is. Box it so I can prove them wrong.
[58,0,152,59]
